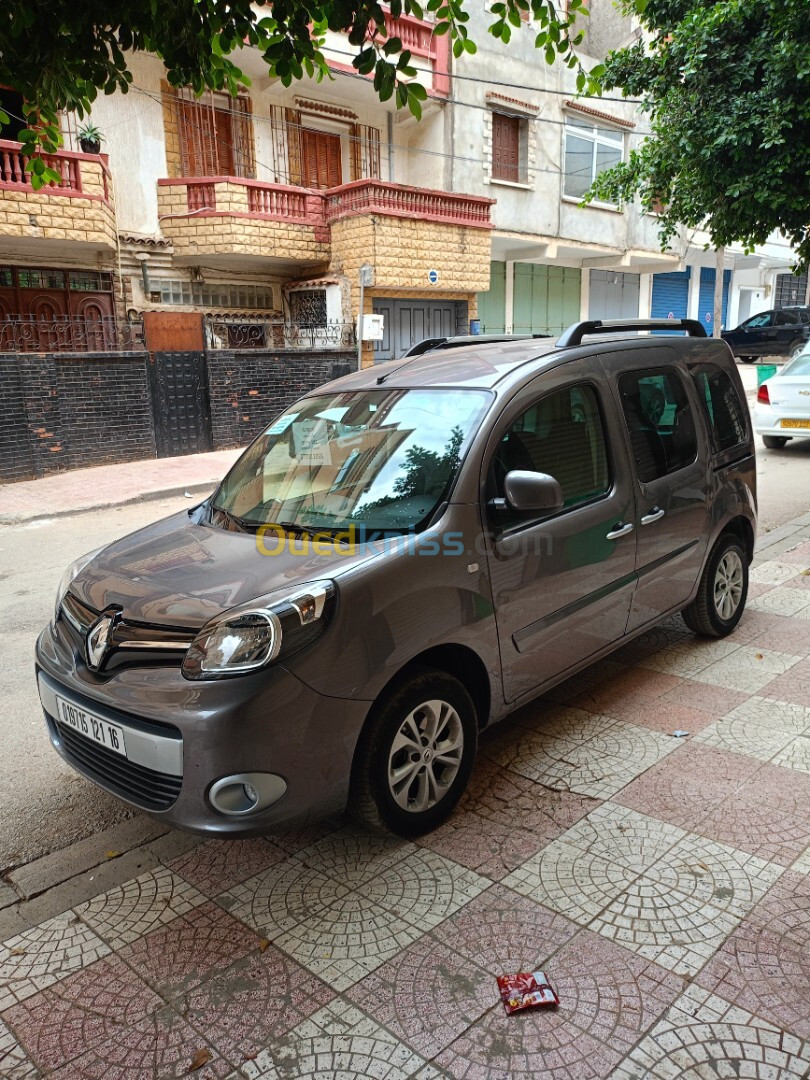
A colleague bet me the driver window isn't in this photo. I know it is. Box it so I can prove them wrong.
[493,384,610,521]
[742,312,772,329]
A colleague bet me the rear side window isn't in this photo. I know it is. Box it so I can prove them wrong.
[617,368,698,483]
[493,383,610,523]
[775,310,799,325]
[691,364,748,452]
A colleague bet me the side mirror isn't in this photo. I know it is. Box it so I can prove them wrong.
[500,470,564,513]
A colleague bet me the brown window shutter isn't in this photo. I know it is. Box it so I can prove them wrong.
[302,129,342,189]
[232,96,256,179]
[492,112,520,182]
[286,109,303,185]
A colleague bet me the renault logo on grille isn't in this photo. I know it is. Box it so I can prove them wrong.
[86,611,120,671]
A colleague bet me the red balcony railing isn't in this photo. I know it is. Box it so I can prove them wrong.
[0,139,110,201]
[324,179,494,228]
[161,176,493,230]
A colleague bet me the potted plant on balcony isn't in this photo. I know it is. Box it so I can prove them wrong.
[77,122,103,154]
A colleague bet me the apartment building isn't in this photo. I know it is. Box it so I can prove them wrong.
[445,4,800,346]
[0,4,802,367]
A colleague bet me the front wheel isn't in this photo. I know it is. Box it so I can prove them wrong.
[348,668,478,836]
[682,534,748,638]
[763,435,790,450]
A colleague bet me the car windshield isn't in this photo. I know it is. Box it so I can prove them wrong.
[781,352,810,376]
[212,387,491,535]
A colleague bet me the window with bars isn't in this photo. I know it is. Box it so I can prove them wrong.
[289,289,328,325]
[172,90,256,179]
[563,117,624,200]
[268,106,381,187]
[491,112,526,184]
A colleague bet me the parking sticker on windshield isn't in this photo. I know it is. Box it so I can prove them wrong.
[265,413,298,436]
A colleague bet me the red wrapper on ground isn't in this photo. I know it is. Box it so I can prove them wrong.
[497,970,560,1014]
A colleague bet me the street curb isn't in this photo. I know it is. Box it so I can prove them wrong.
[0,480,218,527]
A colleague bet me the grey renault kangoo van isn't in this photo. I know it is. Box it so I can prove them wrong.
[36,319,756,837]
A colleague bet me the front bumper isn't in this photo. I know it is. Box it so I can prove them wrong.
[35,618,371,836]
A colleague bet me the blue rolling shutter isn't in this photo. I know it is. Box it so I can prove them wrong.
[650,269,691,321]
[698,267,732,331]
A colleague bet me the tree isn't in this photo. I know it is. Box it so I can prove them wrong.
[0,0,598,186]
[588,0,810,269]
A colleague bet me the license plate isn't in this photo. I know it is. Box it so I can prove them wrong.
[56,696,127,757]
[781,419,810,429]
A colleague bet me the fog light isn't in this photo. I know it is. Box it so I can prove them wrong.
[208,772,287,817]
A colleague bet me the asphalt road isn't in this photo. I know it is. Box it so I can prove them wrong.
[0,369,808,873]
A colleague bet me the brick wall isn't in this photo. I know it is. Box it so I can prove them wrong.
[0,352,156,481]
[207,349,354,449]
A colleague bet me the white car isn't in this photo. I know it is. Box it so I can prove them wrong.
[754,345,810,448]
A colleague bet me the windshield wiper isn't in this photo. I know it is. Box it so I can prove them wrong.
[211,505,252,532]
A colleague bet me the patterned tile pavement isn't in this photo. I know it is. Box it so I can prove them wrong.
[2,533,810,1078]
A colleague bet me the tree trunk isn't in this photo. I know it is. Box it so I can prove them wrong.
[713,246,725,337]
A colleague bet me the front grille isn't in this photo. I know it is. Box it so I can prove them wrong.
[52,717,182,811]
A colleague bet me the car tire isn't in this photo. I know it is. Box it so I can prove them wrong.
[348,667,478,837]
[740,356,756,364]
[681,534,749,638]
[762,435,790,449]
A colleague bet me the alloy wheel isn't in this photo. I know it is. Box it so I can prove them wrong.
[714,549,744,620]
[387,698,464,813]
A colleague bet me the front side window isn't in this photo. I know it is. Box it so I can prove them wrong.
[493,384,610,525]
[213,388,491,535]
[563,117,624,199]
[691,364,748,452]
[618,368,698,483]
[741,312,772,329]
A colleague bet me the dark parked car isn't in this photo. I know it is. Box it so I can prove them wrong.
[721,306,810,363]
[38,319,756,837]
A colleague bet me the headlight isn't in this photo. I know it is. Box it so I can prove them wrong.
[182,580,336,680]
[54,547,104,621]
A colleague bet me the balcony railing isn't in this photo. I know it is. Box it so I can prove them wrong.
[0,316,144,353]
[162,177,493,230]
[0,140,111,201]
[324,179,494,227]
[205,315,356,351]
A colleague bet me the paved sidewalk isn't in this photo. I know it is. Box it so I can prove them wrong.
[0,449,242,525]
[2,525,810,1078]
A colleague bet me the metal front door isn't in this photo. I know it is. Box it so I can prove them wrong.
[372,299,466,361]
[148,351,213,458]
[599,346,713,631]
[483,359,638,703]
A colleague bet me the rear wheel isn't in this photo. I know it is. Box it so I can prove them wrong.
[348,668,478,836]
[682,534,748,638]
[740,356,756,364]
[763,435,790,449]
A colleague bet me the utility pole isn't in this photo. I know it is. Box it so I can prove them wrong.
[713,246,725,337]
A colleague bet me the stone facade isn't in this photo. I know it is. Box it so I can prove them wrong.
[0,158,116,252]
[157,182,331,264]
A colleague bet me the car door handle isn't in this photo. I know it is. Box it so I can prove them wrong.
[640,507,666,525]
[606,522,634,540]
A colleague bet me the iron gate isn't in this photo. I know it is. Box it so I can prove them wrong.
[148,351,213,458]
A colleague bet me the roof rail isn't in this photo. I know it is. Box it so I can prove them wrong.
[556,318,708,348]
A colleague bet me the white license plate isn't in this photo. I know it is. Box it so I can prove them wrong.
[56,696,127,758]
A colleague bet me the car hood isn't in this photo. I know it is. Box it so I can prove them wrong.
[70,509,383,629]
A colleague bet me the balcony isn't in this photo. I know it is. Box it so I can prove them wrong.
[157,175,493,285]
[0,140,116,256]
